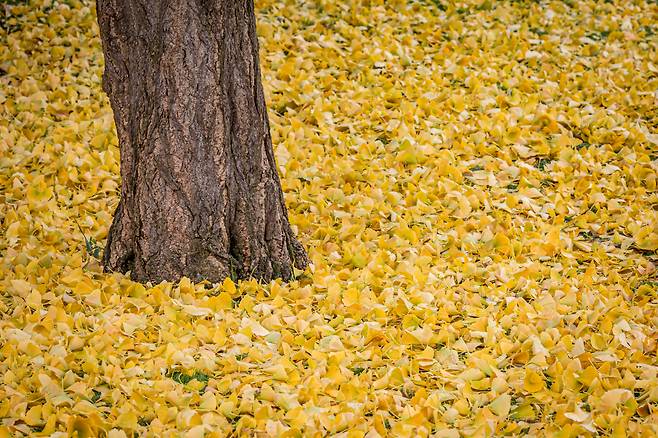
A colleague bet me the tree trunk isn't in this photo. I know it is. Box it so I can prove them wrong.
[97,0,308,283]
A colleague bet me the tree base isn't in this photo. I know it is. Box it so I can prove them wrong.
[103,197,309,284]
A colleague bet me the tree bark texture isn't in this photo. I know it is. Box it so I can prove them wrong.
[97,0,308,283]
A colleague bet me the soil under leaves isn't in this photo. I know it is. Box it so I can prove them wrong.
[1,0,657,436]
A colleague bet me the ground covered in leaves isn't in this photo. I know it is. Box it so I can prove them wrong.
[1,0,658,436]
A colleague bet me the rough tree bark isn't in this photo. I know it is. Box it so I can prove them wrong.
[97,0,308,283]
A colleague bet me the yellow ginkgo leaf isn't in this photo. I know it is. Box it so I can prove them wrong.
[489,394,511,418]
[26,175,53,205]
[524,369,546,393]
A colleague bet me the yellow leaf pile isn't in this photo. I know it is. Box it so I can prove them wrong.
[1,0,657,436]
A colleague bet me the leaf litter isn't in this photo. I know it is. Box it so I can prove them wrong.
[1,0,657,436]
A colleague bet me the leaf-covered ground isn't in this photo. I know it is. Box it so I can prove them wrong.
[1,0,657,436]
